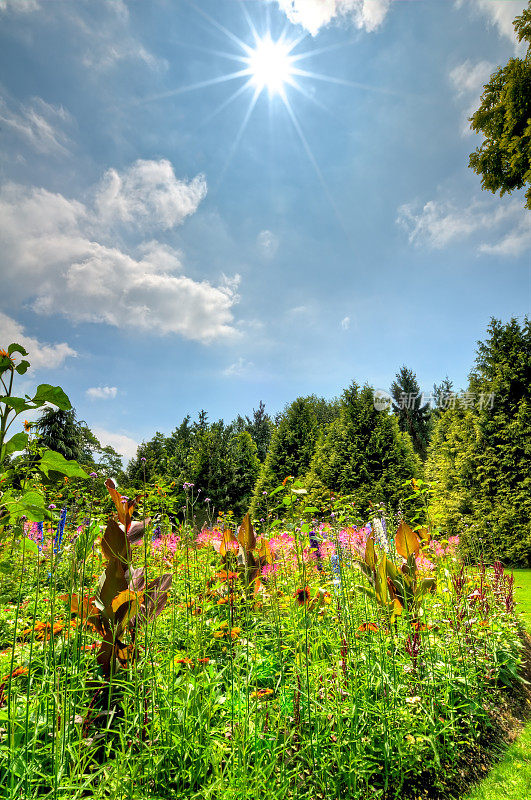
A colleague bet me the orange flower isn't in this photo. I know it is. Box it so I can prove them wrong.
[282,476,294,486]
[357,622,379,633]
[294,587,310,606]
[250,688,273,699]
[174,658,193,666]
[197,657,210,664]
[216,570,238,582]
[23,420,31,432]
[0,349,14,364]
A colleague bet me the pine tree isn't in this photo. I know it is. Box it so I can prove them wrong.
[390,366,431,460]
[306,383,421,518]
[432,377,454,419]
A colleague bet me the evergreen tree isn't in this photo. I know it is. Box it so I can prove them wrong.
[427,317,531,564]
[36,408,83,462]
[226,431,261,517]
[306,383,421,518]
[432,377,454,419]
[250,396,323,518]
[390,366,431,460]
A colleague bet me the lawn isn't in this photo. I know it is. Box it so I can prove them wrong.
[464,569,531,800]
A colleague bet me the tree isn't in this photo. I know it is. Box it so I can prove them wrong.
[306,383,421,518]
[250,396,324,519]
[390,366,431,460]
[432,377,454,419]
[36,408,83,462]
[468,2,531,209]
[427,317,531,564]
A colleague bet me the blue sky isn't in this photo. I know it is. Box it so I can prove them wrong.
[0,0,529,460]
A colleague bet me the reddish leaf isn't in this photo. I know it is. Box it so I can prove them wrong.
[395,522,421,559]
[237,514,256,552]
[101,519,130,566]
[219,529,239,558]
[127,519,150,545]
[364,534,377,570]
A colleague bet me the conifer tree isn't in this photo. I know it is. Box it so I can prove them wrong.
[36,408,83,462]
[427,317,531,563]
[306,383,421,518]
[250,396,323,518]
[390,366,431,460]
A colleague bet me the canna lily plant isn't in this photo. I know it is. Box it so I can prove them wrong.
[357,522,435,623]
[217,513,273,595]
[64,479,172,678]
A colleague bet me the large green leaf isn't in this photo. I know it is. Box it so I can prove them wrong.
[8,343,28,357]
[15,360,30,375]
[39,449,88,478]
[31,384,72,410]
[3,489,46,521]
[1,431,28,458]
[0,396,35,414]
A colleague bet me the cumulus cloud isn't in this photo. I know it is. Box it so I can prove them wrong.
[340,315,350,330]
[86,386,118,400]
[95,160,207,231]
[397,196,531,256]
[92,427,139,462]
[449,59,495,136]
[275,0,391,35]
[0,311,76,370]
[0,160,240,343]
[0,93,73,156]
[257,229,279,259]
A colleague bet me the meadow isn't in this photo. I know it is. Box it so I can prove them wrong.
[0,477,526,800]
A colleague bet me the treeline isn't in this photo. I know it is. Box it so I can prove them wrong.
[124,317,530,564]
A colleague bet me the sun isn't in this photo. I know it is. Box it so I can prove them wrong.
[247,35,294,95]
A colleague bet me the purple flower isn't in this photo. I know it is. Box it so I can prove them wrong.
[141,457,146,463]
[205,497,211,503]
[89,472,97,478]
[262,491,267,496]
[48,504,56,510]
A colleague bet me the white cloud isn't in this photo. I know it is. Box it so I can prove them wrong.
[0,93,73,156]
[93,427,139,462]
[86,386,118,400]
[257,229,279,258]
[95,160,207,231]
[0,311,76,370]
[223,357,254,377]
[463,1,528,49]
[340,315,350,330]
[449,59,495,136]
[0,162,240,343]
[397,196,531,256]
[0,0,40,12]
[275,0,390,35]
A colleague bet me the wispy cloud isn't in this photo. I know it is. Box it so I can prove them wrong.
[0,92,73,156]
[397,196,531,256]
[0,160,240,343]
[0,310,76,370]
[257,229,279,259]
[340,315,350,330]
[223,357,254,377]
[86,386,118,400]
[460,0,528,51]
[449,59,495,136]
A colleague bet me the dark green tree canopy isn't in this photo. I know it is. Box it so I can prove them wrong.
[390,366,431,460]
[468,2,531,209]
[306,382,421,518]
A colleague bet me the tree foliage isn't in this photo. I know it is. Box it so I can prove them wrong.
[427,317,531,564]
[390,366,431,460]
[306,383,421,518]
[468,2,531,209]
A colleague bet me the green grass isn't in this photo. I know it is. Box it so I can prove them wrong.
[464,569,531,800]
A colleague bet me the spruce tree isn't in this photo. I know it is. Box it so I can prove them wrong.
[427,317,531,564]
[250,396,323,518]
[390,366,431,460]
[306,383,421,518]
[36,408,83,462]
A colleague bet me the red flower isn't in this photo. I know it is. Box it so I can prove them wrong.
[294,587,310,606]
